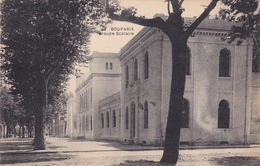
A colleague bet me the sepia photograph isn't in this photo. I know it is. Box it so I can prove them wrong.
[1,0,260,165]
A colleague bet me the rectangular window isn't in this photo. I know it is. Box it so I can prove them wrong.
[107,112,110,128]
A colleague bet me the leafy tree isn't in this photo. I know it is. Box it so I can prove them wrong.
[106,0,259,164]
[0,86,18,138]
[1,0,107,149]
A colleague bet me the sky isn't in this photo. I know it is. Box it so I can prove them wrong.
[67,0,260,94]
[89,0,224,53]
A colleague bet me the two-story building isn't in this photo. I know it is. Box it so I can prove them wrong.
[68,17,260,145]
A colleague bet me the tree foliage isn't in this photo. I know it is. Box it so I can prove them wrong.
[217,0,260,71]
[1,0,108,149]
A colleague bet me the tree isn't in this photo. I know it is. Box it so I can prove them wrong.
[0,86,19,138]
[105,0,259,164]
[1,0,107,149]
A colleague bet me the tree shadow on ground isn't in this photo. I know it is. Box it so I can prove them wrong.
[209,156,260,166]
[0,138,73,164]
[0,152,74,164]
[0,141,33,151]
[112,160,176,166]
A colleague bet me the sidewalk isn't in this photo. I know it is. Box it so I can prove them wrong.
[1,137,260,154]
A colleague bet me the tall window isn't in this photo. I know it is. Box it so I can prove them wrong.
[219,49,231,77]
[91,116,92,130]
[107,111,110,128]
[106,62,108,70]
[144,101,148,128]
[101,113,104,128]
[181,99,189,128]
[90,88,92,103]
[185,50,191,75]
[86,116,89,131]
[110,62,113,70]
[125,107,129,129]
[82,116,86,133]
[113,110,116,127]
[218,100,230,129]
[144,51,149,79]
[125,65,129,88]
[134,59,138,81]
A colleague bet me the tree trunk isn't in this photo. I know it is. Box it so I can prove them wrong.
[19,126,21,138]
[33,79,48,150]
[6,125,9,138]
[22,125,25,138]
[13,125,16,137]
[64,121,67,137]
[160,38,187,164]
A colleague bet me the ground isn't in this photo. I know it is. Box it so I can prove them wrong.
[0,137,260,166]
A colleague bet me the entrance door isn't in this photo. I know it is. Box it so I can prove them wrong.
[130,102,136,138]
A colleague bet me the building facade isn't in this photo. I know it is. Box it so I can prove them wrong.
[68,18,260,145]
[73,52,121,139]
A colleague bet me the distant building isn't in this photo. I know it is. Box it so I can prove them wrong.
[73,52,121,139]
[68,17,260,145]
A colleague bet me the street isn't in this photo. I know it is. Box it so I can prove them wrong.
[0,137,260,166]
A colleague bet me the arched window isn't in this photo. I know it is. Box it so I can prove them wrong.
[181,99,189,128]
[107,111,110,128]
[113,110,116,127]
[218,100,230,128]
[134,59,138,81]
[125,107,129,129]
[144,101,148,128]
[185,49,191,75]
[219,49,231,77]
[105,62,108,70]
[110,62,113,70]
[101,113,104,128]
[144,51,149,79]
[125,65,129,88]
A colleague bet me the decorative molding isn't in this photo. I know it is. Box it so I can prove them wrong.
[75,73,121,93]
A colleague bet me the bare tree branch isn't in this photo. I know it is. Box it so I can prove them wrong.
[109,13,166,29]
[168,0,171,16]
[172,0,180,15]
[179,0,185,8]
[185,0,219,36]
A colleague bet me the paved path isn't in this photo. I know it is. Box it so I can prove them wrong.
[0,137,260,166]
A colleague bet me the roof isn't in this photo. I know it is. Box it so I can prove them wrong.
[119,15,242,56]
[91,51,119,59]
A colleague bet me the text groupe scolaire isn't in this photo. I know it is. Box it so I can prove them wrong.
[101,27,135,36]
